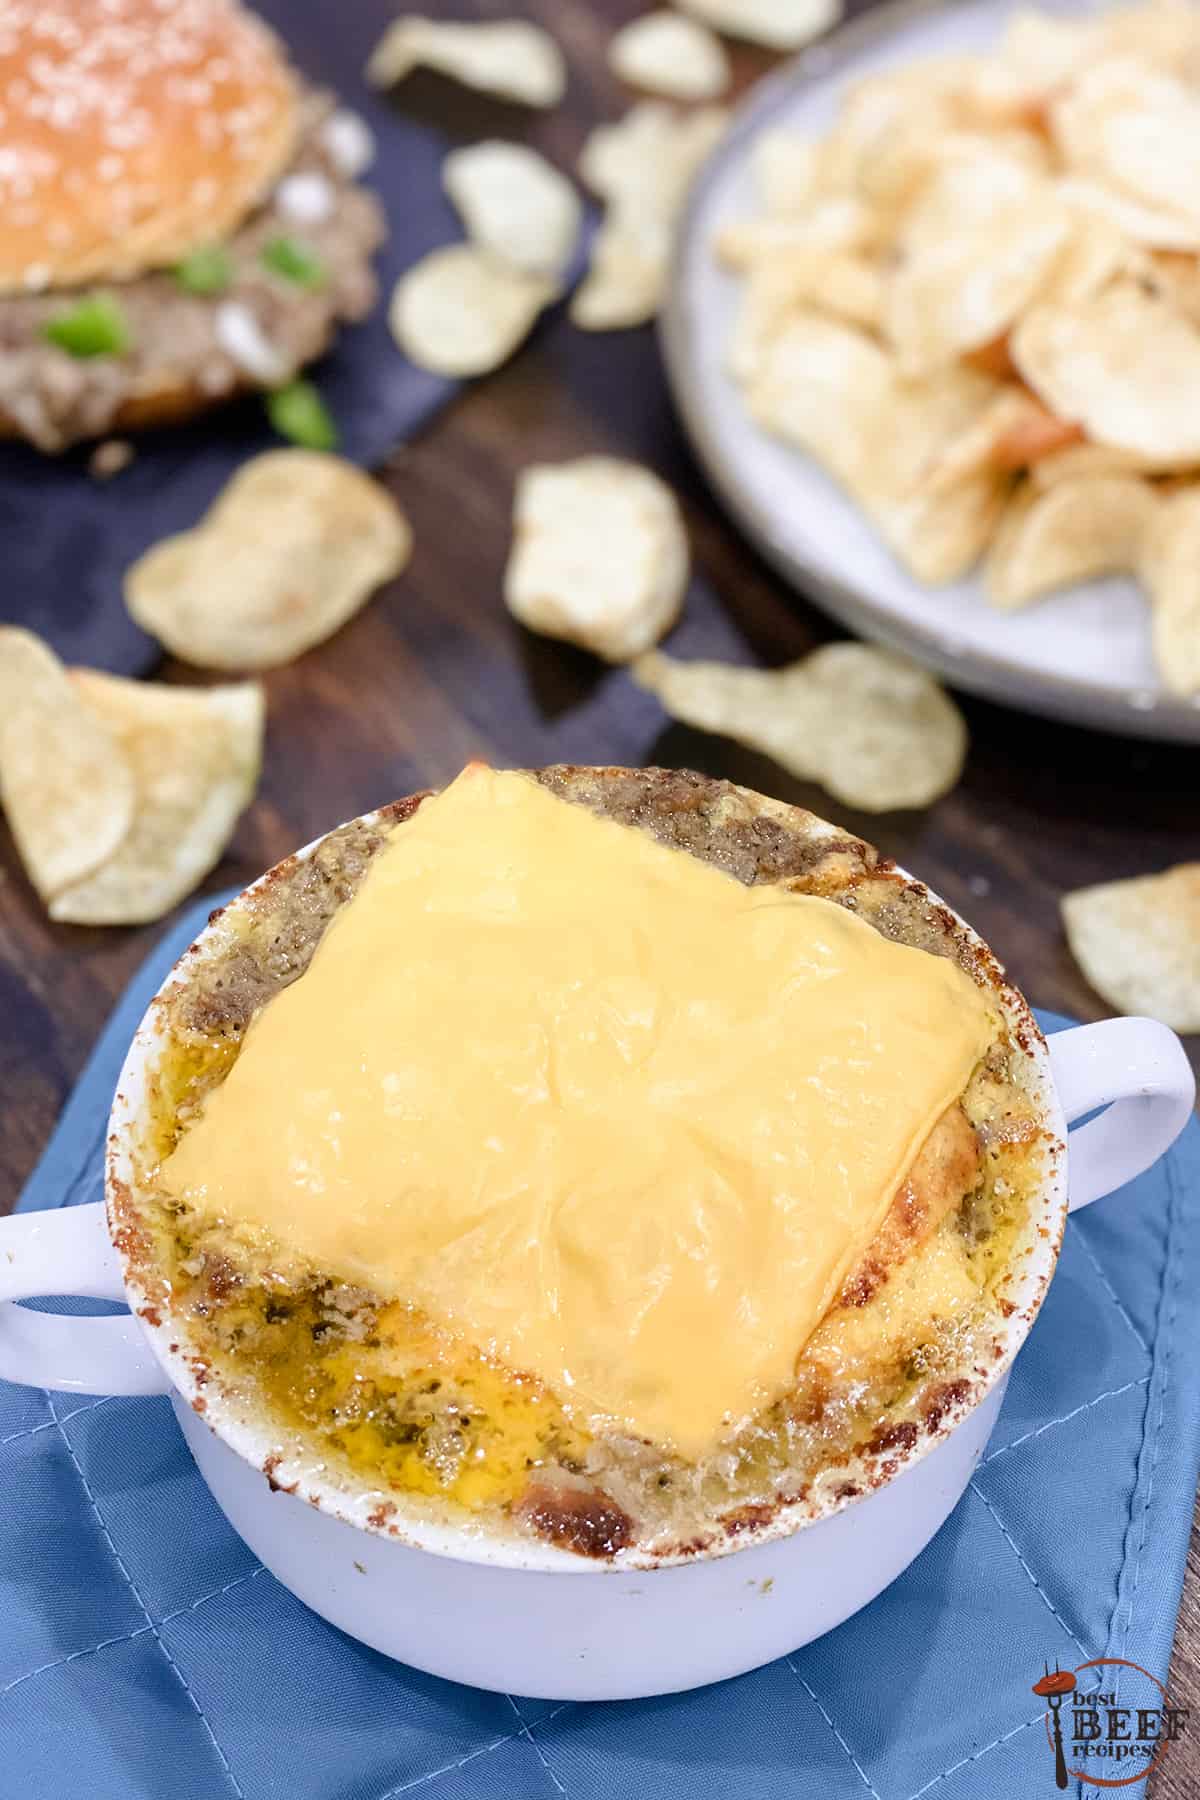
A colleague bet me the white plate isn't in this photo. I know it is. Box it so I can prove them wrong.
[660,0,1200,741]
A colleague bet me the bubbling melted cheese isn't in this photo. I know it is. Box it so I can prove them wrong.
[162,765,993,1458]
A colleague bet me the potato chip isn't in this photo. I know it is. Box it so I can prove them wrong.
[746,311,893,490]
[866,469,1009,587]
[1030,440,1178,487]
[1062,864,1200,1032]
[1037,212,1134,304]
[391,244,557,375]
[857,365,1011,583]
[579,102,729,216]
[726,245,882,380]
[1147,249,1200,326]
[898,144,1047,255]
[926,390,1084,493]
[675,0,842,51]
[443,142,581,276]
[633,643,967,812]
[575,103,728,330]
[753,131,817,216]
[608,12,730,101]
[884,200,1072,375]
[984,475,1157,609]
[126,451,412,671]
[570,219,667,332]
[981,8,1094,110]
[811,72,972,201]
[49,676,264,928]
[1056,174,1200,250]
[747,318,1005,581]
[0,627,134,901]
[1052,56,1200,232]
[1141,487,1200,694]
[1012,281,1200,461]
[366,17,566,107]
[713,199,872,271]
[504,457,688,661]
[1096,1,1200,75]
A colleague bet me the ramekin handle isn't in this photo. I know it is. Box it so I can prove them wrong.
[0,1202,169,1394]
[1048,1018,1195,1213]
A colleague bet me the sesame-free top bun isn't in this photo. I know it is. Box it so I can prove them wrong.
[0,0,301,295]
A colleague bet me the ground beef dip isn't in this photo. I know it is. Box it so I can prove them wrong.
[0,92,385,451]
[120,768,1052,1563]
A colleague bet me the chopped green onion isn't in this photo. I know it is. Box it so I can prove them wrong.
[266,380,338,451]
[175,246,233,294]
[43,295,129,358]
[260,236,326,288]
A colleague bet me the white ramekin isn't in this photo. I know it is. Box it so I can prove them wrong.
[0,806,1192,1700]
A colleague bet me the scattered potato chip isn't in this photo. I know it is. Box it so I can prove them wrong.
[985,475,1158,609]
[569,217,666,331]
[1141,487,1200,695]
[675,0,843,52]
[575,103,728,330]
[0,628,135,901]
[1062,864,1200,1032]
[443,142,581,276]
[125,451,411,671]
[579,101,729,215]
[634,643,967,812]
[391,244,557,374]
[505,458,689,661]
[1012,281,1200,461]
[609,11,730,101]
[48,676,264,928]
[366,17,565,107]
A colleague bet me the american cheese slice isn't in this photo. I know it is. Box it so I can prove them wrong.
[162,766,993,1456]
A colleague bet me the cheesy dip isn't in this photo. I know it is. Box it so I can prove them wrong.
[114,766,1051,1560]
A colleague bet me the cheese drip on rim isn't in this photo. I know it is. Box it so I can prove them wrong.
[162,766,993,1457]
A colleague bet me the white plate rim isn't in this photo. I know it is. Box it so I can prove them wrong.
[659,0,1200,743]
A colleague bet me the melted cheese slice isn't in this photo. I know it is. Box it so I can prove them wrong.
[163,766,993,1457]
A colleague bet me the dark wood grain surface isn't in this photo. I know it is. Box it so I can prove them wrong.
[1,0,1198,1788]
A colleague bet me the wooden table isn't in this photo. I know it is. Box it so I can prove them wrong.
[1,0,1197,1789]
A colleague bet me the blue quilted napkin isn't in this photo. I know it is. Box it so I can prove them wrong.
[3,894,1199,1800]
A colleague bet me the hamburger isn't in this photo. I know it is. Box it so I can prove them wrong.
[0,0,385,451]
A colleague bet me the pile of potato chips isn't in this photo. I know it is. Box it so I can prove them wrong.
[719,0,1200,695]
[0,629,263,926]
